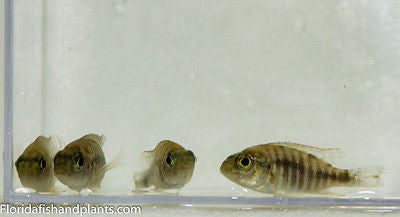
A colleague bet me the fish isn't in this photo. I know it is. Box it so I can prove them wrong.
[220,142,382,194]
[134,140,196,191]
[15,136,59,192]
[53,134,118,192]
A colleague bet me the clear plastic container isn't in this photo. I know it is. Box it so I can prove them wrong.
[4,0,400,209]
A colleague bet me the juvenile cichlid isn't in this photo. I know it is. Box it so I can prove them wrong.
[15,136,58,192]
[134,140,196,191]
[54,134,117,192]
[220,142,382,194]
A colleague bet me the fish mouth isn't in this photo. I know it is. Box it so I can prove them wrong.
[220,155,239,181]
[220,159,230,177]
[220,155,234,170]
[219,160,226,173]
[54,153,61,167]
[187,150,196,162]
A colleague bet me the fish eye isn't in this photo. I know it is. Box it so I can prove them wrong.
[39,157,46,171]
[15,157,23,169]
[166,153,174,167]
[75,154,84,170]
[237,155,252,169]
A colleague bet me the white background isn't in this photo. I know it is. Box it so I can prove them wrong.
[2,0,400,216]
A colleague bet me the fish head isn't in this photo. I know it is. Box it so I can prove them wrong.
[15,151,54,191]
[220,151,266,189]
[159,149,196,187]
[53,145,89,190]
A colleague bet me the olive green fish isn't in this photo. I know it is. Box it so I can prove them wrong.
[54,134,118,192]
[134,140,196,191]
[15,136,58,192]
[220,142,382,194]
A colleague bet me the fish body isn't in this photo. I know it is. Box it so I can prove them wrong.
[134,140,196,191]
[15,136,58,192]
[220,142,382,194]
[54,134,108,192]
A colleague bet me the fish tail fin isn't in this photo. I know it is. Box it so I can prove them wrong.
[104,148,124,172]
[350,166,383,187]
[133,171,149,190]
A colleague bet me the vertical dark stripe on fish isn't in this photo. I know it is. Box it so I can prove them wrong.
[338,170,350,183]
[275,146,286,190]
[282,158,290,189]
[290,153,299,190]
[316,163,330,191]
[297,153,305,191]
[292,151,300,190]
[275,164,282,190]
[317,166,329,191]
[306,155,314,191]
[267,148,276,188]
[314,165,322,191]
[286,150,293,190]
[331,169,337,182]
[302,154,309,192]
[321,167,329,189]
[272,147,282,189]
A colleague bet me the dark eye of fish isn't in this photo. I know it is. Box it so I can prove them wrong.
[237,155,252,169]
[75,153,84,170]
[39,157,46,171]
[15,157,23,169]
[166,153,174,167]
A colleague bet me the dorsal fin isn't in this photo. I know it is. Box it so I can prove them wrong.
[81,134,106,148]
[153,140,182,154]
[141,150,155,163]
[28,136,58,157]
[267,142,343,163]
[53,135,64,150]
[47,135,61,157]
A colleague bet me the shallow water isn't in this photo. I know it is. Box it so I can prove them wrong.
[10,0,400,201]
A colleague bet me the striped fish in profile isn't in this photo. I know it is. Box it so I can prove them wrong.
[220,142,382,194]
